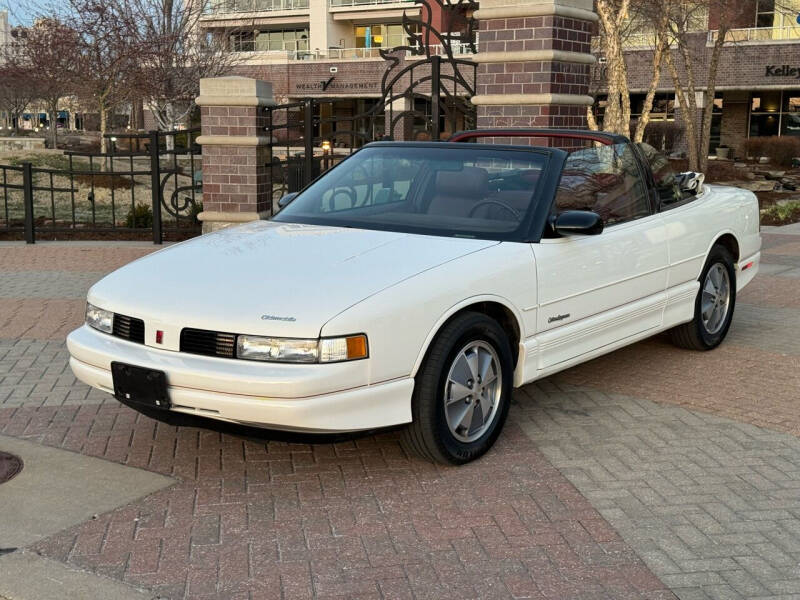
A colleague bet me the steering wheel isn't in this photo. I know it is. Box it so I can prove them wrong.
[328,187,357,210]
[467,200,520,220]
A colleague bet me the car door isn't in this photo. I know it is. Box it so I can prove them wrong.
[531,142,669,371]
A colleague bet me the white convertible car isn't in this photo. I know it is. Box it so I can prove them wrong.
[68,129,761,464]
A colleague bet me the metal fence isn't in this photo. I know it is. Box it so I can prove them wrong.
[0,129,202,244]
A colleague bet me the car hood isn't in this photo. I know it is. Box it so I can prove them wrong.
[88,221,498,341]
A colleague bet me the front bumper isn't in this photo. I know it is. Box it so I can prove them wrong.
[67,325,413,432]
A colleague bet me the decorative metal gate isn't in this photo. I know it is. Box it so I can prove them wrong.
[0,129,202,244]
[265,0,477,204]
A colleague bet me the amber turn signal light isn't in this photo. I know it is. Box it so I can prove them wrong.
[345,335,368,360]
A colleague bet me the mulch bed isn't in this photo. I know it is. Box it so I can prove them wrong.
[0,451,23,484]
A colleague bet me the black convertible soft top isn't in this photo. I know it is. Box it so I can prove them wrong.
[448,129,629,146]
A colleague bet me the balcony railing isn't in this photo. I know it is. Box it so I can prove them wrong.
[329,0,412,7]
[231,47,386,59]
[409,43,476,57]
[708,25,800,44]
[205,0,309,14]
[232,44,476,60]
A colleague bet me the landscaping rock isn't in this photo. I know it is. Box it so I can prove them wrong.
[757,170,787,180]
[722,180,778,192]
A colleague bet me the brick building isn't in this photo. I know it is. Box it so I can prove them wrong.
[595,0,800,158]
[195,0,476,141]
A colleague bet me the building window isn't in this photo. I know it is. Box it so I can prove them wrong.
[354,23,420,49]
[256,29,309,51]
[591,95,607,127]
[756,0,776,27]
[230,31,255,52]
[631,93,676,121]
[749,90,800,137]
[753,0,800,34]
[230,28,309,52]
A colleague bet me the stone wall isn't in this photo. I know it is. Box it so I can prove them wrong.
[0,138,46,152]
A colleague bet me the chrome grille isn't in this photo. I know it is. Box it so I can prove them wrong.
[112,313,145,344]
[180,328,236,358]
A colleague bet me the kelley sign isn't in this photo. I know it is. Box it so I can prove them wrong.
[765,65,800,78]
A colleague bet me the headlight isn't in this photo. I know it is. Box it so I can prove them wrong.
[85,303,113,334]
[236,334,368,363]
[237,336,319,363]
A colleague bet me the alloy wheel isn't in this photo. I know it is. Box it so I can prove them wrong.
[701,263,731,335]
[444,341,502,443]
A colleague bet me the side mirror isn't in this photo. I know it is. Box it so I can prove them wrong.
[550,210,604,236]
[277,192,298,210]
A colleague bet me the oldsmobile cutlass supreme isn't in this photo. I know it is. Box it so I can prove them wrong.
[67,129,761,464]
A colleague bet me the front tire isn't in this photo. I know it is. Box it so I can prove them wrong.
[401,312,513,464]
[670,244,736,351]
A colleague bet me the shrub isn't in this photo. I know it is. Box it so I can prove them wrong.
[744,136,800,167]
[7,152,72,170]
[761,201,800,226]
[73,173,134,190]
[641,120,684,154]
[125,203,153,228]
[190,200,203,222]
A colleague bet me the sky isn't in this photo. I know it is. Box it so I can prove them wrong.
[3,3,36,26]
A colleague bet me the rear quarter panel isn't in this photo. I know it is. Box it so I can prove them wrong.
[319,242,537,386]
[661,185,760,288]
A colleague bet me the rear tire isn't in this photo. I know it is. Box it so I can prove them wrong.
[670,244,736,351]
[401,312,513,464]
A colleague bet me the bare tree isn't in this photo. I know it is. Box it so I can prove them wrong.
[129,0,237,147]
[12,17,80,147]
[594,0,632,136]
[591,0,671,140]
[64,0,140,154]
[665,0,748,173]
[0,63,36,131]
[630,2,670,143]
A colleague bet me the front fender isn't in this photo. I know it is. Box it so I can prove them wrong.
[320,243,537,386]
[408,294,526,377]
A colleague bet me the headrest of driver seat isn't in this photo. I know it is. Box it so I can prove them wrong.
[435,167,488,198]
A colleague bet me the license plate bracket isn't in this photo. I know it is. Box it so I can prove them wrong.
[111,362,170,409]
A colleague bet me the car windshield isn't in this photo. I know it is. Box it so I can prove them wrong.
[272,145,550,241]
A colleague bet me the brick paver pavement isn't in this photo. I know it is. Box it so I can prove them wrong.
[0,230,798,599]
[1,405,667,600]
[0,241,671,599]
[554,233,800,437]
[517,384,800,600]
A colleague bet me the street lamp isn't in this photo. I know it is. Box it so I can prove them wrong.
[321,140,331,170]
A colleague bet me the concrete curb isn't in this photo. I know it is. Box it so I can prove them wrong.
[0,551,152,600]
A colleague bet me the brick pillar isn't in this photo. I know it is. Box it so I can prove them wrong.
[472,0,597,135]
[720,90,749,160]
[196,76,275,234]
[388,97,413,141]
